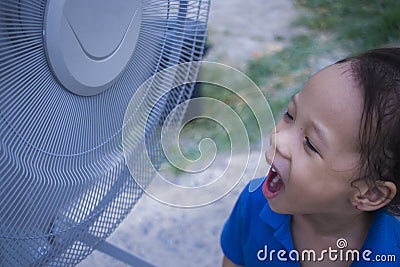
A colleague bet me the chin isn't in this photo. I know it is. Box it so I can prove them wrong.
[267,200,292,215]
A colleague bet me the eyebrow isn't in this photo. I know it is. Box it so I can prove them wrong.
[291,94,329,149]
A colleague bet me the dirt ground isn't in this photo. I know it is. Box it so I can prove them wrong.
[79,1,298,266]
[205,0,299,70]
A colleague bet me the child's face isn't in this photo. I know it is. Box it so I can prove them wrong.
[263,63,365,215]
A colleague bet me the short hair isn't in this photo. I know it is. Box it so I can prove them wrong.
[338,48,400,215]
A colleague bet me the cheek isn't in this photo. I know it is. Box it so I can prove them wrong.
[317,164,358,199]
[290,156,348,193]
[288,156,324,189]
[328,153,361,181]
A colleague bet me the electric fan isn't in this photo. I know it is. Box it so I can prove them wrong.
[0,0,210,266]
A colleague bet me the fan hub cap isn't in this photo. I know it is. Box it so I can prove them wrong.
[44,0,142,96]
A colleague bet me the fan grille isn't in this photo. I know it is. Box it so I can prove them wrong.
[0,0,209,265]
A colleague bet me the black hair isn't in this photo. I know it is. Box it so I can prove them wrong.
[338,48,400,215]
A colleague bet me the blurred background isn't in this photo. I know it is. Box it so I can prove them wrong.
[80,0,400,266]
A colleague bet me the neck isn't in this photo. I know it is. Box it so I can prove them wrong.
[292,211,372,238]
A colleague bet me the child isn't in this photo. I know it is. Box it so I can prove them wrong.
[220,48,400,267]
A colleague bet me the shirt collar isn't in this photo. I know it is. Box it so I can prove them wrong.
[259,204,400,255]
[259,201,288,229]
[259,202,295,251]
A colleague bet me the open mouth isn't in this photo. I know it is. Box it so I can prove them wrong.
[262,165,284,199]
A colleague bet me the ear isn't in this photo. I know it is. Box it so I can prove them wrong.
[352,180,397,212]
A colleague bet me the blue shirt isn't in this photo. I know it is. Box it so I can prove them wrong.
[221,178,400,266]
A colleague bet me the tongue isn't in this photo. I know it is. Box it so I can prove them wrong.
[268,178,283,193]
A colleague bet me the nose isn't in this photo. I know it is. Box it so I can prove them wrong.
[269,123,292,160]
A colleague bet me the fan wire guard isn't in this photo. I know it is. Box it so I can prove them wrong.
[0,0,210,266]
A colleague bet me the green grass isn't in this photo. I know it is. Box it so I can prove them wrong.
[183,65,265,150]
[247,34,313,87]
[294,0,400,54]
[246,0,400,116]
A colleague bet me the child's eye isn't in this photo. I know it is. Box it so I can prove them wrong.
[304,137,318,153]
[284,110,294,120]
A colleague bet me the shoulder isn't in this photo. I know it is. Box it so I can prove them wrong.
[374,211,400,240]
[220,178,269,265]
[221,178,268,240]
[234,178,269,218]
[354,211,400,266]
[372,210,400,235]
[221,178,294,266]
[363,210,400,254]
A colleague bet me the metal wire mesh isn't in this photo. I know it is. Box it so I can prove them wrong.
[0,0,209,265]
